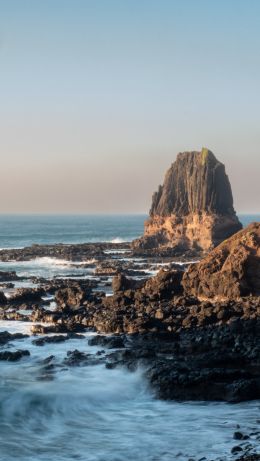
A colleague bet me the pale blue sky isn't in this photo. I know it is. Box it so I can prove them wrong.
[0,0,259,213]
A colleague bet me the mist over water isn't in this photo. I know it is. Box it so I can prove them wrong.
[0,326,259,461]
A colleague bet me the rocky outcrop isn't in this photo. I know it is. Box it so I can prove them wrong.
[8,287,45,305]
[112,274,146,293]
[55,286,92,310]
[134,148,242,252]
[183,222,260,300]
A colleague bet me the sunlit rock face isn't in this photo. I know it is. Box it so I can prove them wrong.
[182,222,260,300]
[134,148,242,252]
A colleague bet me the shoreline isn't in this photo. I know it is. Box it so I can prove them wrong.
[0,234,259,461]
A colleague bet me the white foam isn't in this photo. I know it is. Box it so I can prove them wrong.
[110,237,126,243]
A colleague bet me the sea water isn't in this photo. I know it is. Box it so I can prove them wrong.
[0,213,258,249]
[0,214,259,461]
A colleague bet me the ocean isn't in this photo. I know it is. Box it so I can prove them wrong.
[0,214,259,461]
[0,214,147,249]
[0,213,258,249]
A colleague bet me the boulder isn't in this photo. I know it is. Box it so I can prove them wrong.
[0,349,30,361]
[0,271,20,281]
[112,274,145,293]
[142,268,183,299]
[182,222,260,300]
[8,287,45,304]
[55,286,90,309]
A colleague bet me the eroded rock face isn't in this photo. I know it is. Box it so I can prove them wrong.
[182,222,260,300]
[134,149,242,252]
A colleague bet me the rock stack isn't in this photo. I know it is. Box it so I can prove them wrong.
[134,148,242,253]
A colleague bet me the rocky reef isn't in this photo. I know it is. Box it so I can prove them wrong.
[134,148,242,253]
[1,223,259,404]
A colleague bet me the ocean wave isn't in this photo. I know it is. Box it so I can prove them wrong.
[33,257,97,267]
[110,237,127,243]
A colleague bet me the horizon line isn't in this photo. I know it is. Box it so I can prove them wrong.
[0,211,259,216]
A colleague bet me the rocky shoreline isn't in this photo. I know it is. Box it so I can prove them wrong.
[0,227,259,404]
[0,229,259,460]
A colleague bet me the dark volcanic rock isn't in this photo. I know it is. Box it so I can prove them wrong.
[88,334,125,349]
[133,149,242,252]
[0,242,131,262]
[0,330,29,345]
[183,222,260,300]
[0,270,20,281]
[102,319,260,402]
[8,287,45,305]
[112,274,146,293]
[55,286,91,310]
[32,333,85,346]
[0,291,7,305]
[63,349,102,367]
[0,349,30,361]
[31,322,86,335]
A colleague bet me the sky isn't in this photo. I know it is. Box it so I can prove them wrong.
[0,0,259,214]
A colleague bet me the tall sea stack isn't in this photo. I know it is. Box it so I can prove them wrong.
[134,148,242,252]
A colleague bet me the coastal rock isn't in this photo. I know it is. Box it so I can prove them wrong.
[0,331,29,345]
[8,287,45,305]
[0,270,20,281]
[0,349,30,361]
[32,333,84,346]
[142,268,183,299]
[55,286,91,309]
[112,274,146,293]
[182,222,260,300]
[0,242,130,262]
[133,149,242,252]
[112,269,183,299]
[0,291,7,305]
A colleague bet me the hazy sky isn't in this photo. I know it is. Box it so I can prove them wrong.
[0,0,259,213]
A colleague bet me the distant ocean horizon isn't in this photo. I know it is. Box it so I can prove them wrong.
[0,213,259,249]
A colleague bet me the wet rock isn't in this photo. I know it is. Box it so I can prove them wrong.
[0,242,131,262]
[234,432,250,441]
[236,456,260,461]
[0,270,20,281]
[0,349,30,361]
[31,322,86,335]
[88,334,125,349]
[41,355,55,364]
[0,330,29,345]
[63,349,102,367]
[0,291,7,305]
[8,287,45,305]
[55,286,92,310]
[0,282,15,289]
[231,446,244,454]
[32,333,85,346]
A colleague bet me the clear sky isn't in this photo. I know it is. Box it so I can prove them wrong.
[0,0,259,213]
